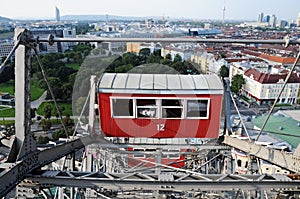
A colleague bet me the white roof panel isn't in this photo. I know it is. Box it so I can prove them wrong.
[98,73,115,88]
[126,73,141,89]
[98,73,223,94]
[193,75,209,89]
[154,74,167,89]
[112,73,128,89]
[180,75,196,90]
[140,74,154,89]
[205,74,224,90]
[167,75,181,89]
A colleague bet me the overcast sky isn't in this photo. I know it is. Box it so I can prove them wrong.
[1,0,299,21]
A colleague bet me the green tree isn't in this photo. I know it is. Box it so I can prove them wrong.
[122,52,140,66]
[115,64,133,73]
[37,135,50,144]
[165,53,172,60]
[146,54,162,64]
[219,65,229,79]
[0,60,14,83]
[230,74,245,94]
[61,83,73,101]
[40,119,52,131]
[43,103,53,119]
[139,48,151,59]
[171,61,185,74]
[52,130,66,141]
[74,52,83,65]
[160,58,172,65]
[183,61,199,74]
[62,115,74,128]
[55,67,76,83]
[173,54,182,63]
[40,77,64,100]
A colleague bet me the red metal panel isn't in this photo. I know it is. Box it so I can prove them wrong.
[98,93,222,138]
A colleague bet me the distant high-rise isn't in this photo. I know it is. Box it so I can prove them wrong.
[270,14,277,28]
[297,12,300,27]
[257,12,264,23]
[55,6,60,22]
[263,15,270,24]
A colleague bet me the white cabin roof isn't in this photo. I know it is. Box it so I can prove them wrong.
[98,73,223,94]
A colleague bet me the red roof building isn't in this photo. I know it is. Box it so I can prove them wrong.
[243,68,300,105]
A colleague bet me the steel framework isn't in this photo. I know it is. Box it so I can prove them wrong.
[0,28,300,198]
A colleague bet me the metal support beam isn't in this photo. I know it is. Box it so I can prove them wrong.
[223,135,300,173]
[88,75,97,134]
[0,136,91,198]
[23,171,300,192]
[34,36,300,45]
[7,28,36,162]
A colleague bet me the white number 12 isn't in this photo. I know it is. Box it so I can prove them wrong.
[157,124,165,131]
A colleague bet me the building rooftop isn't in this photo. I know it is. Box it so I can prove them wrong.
[244,68,300,84]
[253,113,300,148]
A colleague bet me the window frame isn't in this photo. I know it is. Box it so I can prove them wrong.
[110,97,135,118]
[161,99,184,119]
[110,97,210,119]
[136,98,159,118]
[186,98,210,119]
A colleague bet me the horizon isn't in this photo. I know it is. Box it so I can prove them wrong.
[5,14,255,22]
[1,0,299,22]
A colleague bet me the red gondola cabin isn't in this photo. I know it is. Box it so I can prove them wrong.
[98,73,223,138]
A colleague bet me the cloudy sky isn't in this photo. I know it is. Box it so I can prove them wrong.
[0,0,299,21]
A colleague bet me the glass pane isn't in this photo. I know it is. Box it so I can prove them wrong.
[162,108,182,118]
[187,100,208,117]
[112,98,133,117]
[136,99,156,106]
[162,99,182,106]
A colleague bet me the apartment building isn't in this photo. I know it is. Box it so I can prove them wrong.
[161,46,193,61]
[0,41,14,61]
[243,68,300,105]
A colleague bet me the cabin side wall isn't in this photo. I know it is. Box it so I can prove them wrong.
[98,93,223,138]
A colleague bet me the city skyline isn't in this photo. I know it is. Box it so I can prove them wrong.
[0,0,299,21]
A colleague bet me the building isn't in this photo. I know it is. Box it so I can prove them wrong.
[297,12,300,27]
[241,49,299,67]
[243,68,300,105]
[61,28,76,51]
[0,92,14,106]
[263,15,270,24]
[126,42,162,54]
[161,46,193,61]
[0,41,14,62]
[191,52,215,74]
[229,60,269,82]
[55,6,60,22]
[253,112,300,149]
[30,28,76,53]
[279,20,289,28]
[270,14,277,28]
[257,12,264,23]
